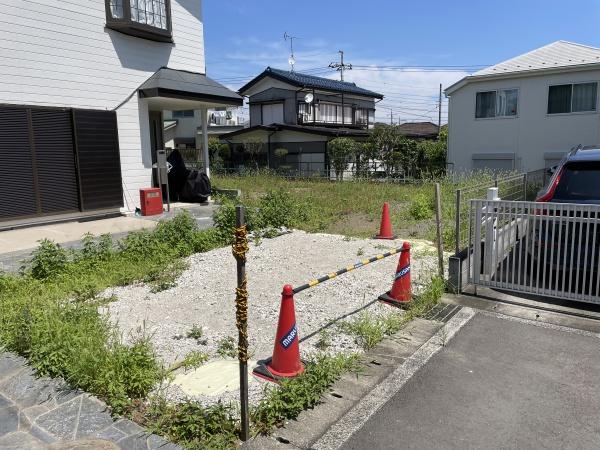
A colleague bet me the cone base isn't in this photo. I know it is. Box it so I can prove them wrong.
[252,358,305,383]
[378,291,411,308]
[373,234,397,240]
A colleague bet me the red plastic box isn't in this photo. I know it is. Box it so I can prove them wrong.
[139,188,163,216]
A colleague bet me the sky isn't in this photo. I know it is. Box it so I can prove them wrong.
[202,0,600,124]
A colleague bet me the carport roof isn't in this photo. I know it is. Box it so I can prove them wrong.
[138,67,244,106]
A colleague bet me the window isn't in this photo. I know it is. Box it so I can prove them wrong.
[105,0,172,42]
[548,82,597,114]
[315,103,353,124]
[172,110,194,118]
[553,162,600,201]
[298,102,312,123]
[355,108,372,126]
[475,89,518,118]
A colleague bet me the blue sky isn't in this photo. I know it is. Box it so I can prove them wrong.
[202,0,600,124]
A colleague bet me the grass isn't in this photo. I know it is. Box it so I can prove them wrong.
[339,277,446,351]
[0,211,226,415]
[212,172,497,251]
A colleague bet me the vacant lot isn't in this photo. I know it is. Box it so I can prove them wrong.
[212,173,476,249]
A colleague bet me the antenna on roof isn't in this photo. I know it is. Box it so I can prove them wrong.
[284,32,301,72]
[329,50,352,81]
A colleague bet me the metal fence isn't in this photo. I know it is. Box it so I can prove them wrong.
[454,169,551,255]
[469,199,600,303]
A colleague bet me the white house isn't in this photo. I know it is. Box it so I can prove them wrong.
[0,0,242,228]
[163,107,244,151]
[445,41,600,173]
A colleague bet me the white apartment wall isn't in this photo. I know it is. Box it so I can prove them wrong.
[447,69,600,173]
[0,0,206,209]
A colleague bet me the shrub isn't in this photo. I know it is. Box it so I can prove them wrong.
[408,194,433,220]
[327,138,355,180]
[28,239,68,280]
[259,190,306,229]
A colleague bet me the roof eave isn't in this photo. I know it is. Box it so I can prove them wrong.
[445,61,600,96]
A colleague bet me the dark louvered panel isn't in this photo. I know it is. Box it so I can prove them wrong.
[73,110,123,210]
[0,107,37,219]
[31,109,80,214]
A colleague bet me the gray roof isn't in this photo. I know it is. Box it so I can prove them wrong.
[239,67,384,99]
[474,41,600,76]
[139,67,243,106]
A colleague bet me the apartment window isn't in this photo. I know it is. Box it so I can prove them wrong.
[172,110,194,118]
[355,108,372,125]
[547,82,597,114]
[475,89,518,118]
[105,0,172,42]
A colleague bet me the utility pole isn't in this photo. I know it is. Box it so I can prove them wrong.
[438,83,442,137]
[329,50,352,81]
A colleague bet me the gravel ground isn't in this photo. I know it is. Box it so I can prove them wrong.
[104,231,440,406]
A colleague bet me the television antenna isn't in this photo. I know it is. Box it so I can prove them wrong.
[284,32,301,72]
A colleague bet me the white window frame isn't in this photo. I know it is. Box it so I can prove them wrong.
[546,81,599,116]
[474,88,519,120]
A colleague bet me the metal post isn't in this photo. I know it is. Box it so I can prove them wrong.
[200,108,210,178]
[434,183,444,278]
[455,189,461,255]
[523,172,528,201]
[234,206,249,441]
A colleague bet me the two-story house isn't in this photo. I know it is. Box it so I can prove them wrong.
[163,107,244,152]
[446,41,600,173]
[0,0,242,228]
[220,67,383,175]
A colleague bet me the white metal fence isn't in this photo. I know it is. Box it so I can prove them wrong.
[469,199,600,303]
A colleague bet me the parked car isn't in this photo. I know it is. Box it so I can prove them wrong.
[530,146,600,279]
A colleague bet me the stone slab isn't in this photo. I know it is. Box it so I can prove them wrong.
[172,359,257,396]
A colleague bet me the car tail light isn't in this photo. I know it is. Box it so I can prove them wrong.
[535,166,564,203]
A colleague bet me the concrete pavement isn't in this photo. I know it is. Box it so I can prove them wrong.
[340,311,600,450]
[0,203,216,272]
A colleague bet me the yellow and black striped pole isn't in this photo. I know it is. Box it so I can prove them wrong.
[293,245,409,294]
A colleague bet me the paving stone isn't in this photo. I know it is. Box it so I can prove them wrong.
[0,354,26,381]
[117,432,151,450]
[0,431,47,449]
[113,419,144,436]
[75,396,114,439]
[35,396,82,440]
[0,393,13,408]
[30,423,58,443]
[48,438,120,450]
[0,406,19,437]
[0,369,58,408]
[19,404,52,431]
[147,433,182,450]
[55,386,83,405]
[95,425,128,443]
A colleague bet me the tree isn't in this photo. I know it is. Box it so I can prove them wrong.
[353,142,376,178]
[241,138,264,168]
[327,137,355,180]
[274,148,288,163]
[369,124,403,176]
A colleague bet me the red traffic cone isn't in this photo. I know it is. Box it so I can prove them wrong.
[253,285,305,382]
[379,242,412,306]
[374,202,397,240]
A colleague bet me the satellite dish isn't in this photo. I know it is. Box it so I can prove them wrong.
[304,93,314,104]
[288,55,296,67]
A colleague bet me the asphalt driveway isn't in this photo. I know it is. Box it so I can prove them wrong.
[342,312,600,449]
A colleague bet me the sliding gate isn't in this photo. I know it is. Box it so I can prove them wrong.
[469,199,600,303]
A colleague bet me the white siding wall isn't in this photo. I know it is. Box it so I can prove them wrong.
[447,69,600,173]
[0,0,206,209]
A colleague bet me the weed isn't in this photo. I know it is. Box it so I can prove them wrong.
[343,236,352,242]
[356,247,364,257]
[146,260,188,293]
[216,337,237,358]
[251,353,360,434]
[338,312,386,350]
[27,239,68,280]
[141,397,238,449]
[315,330,331,351]
[168,350,210,373]
[408,194,433,220]
[186,325,206,344]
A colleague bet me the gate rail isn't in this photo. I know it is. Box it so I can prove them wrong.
[469,199,600,303]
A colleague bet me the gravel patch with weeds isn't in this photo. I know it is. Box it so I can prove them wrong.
[104,231,439,406]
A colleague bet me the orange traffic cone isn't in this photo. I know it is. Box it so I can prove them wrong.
[379,241,412,306]
[374,202,397,240]
[253,285,305,382]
